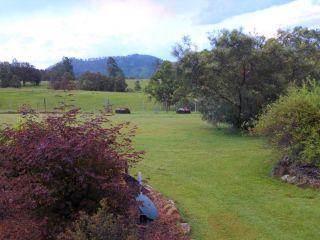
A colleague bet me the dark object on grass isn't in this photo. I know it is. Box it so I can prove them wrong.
[136,192,159,221]
[115,107,131,114]
[136,172,159,221]
[122,172,159,221]
[176,107,191,114]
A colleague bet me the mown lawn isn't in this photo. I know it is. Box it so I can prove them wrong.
[1,96,320,239]
[119,113,320,240]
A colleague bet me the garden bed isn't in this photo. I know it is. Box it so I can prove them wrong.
[124,174,190,239]
[272,159,320,188]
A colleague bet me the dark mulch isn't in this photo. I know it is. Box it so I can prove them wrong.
[272,158,320,188]
[123,174,191,240]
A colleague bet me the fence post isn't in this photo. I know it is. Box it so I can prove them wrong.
[44,98,47,113]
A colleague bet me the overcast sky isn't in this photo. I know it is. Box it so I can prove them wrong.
[0,0,319,68]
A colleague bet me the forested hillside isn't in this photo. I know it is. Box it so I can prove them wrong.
[70,54,162,78]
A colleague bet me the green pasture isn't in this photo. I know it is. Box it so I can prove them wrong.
[126,79,149,90]
[0,80,158,113]
[1,111,320,240]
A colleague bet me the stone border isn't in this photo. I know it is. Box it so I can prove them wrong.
[144,184,191,236]
[272,159,320,188]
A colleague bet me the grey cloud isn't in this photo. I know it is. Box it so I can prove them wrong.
[0,0,86,20]
[194,0,295,24]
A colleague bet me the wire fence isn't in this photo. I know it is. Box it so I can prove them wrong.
[0,97,199,114]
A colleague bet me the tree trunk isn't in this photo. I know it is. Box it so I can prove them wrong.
[237,65,247,128]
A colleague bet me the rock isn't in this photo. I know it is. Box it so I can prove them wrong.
[162,204,173,213]
[281,174,289,182]
[166,207,180,220]
[287,175,297,184]
[144,184,154,192]
[180,222,191,235]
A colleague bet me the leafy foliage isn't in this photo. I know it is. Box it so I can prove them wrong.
[50,72,75,90]
[107,57,127,92]
[0,60,41,88]
[77,71,127,92]
[134,80,141,92]
[58,199,138,240]
[11,59,42,86]
[107,57,125,78]
[77,71,114,91]
[254,82,320,166]
[48,57,76,90]
[0,105,143,238]
[175,27,320,129]
[145,61,189,111]
[277,26,320,84]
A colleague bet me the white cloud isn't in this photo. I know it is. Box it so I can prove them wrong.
[214,0,320,37]
[0,0,174,68]
[179,0,320,51]
[0,0,318,68]
[163,0,320,51]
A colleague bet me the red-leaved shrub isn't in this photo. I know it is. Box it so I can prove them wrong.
[0,106,143,238]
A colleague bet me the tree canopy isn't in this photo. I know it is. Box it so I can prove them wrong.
[145,61,188,111]
[175,27,320,129]
[78,71,116,91]
[48,57,75,90]
[106,57,127,92]
[0,60,41,88]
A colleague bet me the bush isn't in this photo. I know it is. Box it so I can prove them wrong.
[58,199,138,240]
[77,72,114,91]
[49,72,75,90]
[134,81,141,92]
[254,82,320,166]
[0,105,143,236]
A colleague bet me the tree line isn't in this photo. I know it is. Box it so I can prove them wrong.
[0,56,128,92]
[146,26,320,128]
[0,59,41,88]
[47,56,127,92]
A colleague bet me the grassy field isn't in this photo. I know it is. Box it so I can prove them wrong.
[0,80,158,113]
[20,79,150,90]
[126,79,149,89]
[1,112,320,240]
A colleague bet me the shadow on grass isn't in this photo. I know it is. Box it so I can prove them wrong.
[198,122,262,141]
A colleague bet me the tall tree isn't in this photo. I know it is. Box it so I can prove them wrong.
[106,57,127,92]
[10,60,41,86]
[107,57,125,78]
[277,26,320,84]
[134,80,141,92]
[145,61,186,111]
[176,29,290,128]
[0,62,12,88]
[49,57,75,89]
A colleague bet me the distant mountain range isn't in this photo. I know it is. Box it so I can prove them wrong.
[69,54,163,79]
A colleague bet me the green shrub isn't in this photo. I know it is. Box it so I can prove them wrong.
[254,82,320,166]
[58,199,138,240]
